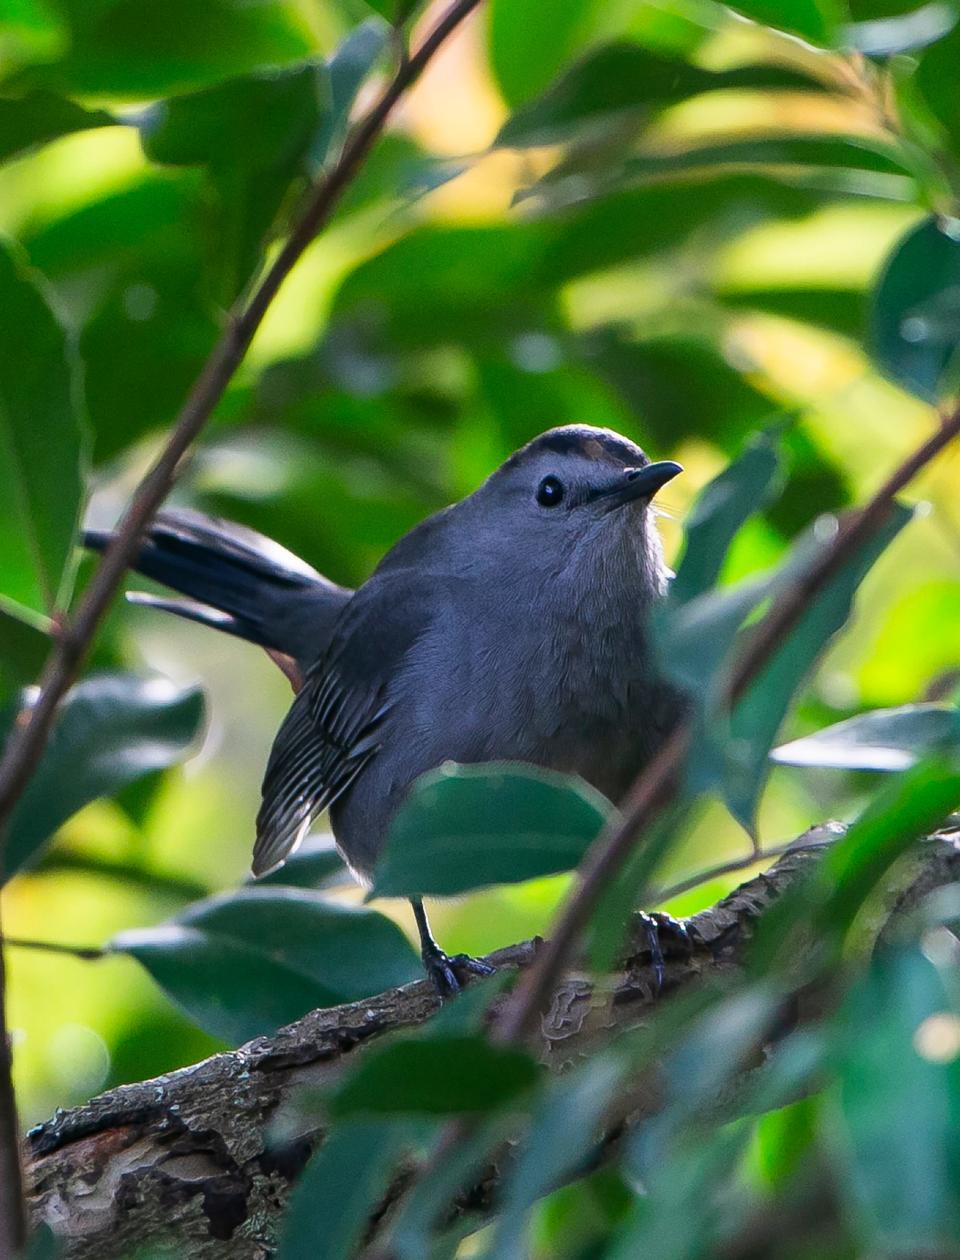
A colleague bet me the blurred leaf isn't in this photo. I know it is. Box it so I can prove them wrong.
[372,762,613,899]
[23,176,220,463]
[497,42,826,147]
[869,214,960,401]
[0,90,115,163]
[25,0,315,97]
[755,753,960,970]
[843,2,958,54]
[139,64,328,303]
[312,18,389,170]
[773,702,960,770]
[0,608,49,704]
[484,1055,623,1259]
[915,22,960,154]
[671,430,784,604]
[253,834,348,889]
[0,0,65,71]
[278,1120,406,1260]
[726,502,913,828]
[333,1034,539,1117]
[111,888,420,1044]
[830,947,960,1253]
[487,0,604,108]
[2,673,204,879]
[724,0,843,44]
[0,238,85,616]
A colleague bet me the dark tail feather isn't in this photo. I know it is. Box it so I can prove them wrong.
[85,510,352,668]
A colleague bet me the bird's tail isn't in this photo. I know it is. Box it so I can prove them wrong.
[84,509,350,667]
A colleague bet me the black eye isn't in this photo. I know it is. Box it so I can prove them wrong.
[536,475,565,507]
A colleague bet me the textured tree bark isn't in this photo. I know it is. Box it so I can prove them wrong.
[24,823,960,1259]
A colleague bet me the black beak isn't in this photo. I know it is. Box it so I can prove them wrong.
[597,460,683,511]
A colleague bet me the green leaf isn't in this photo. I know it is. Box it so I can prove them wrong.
[0,238,85,617]
[869,215,960,401]
[2,673,204,880]
[29,0,315,98]
[487,0,605,108]
[252,834,348,889]
[829,948,960,1253]
[496,42,828,147]
[0,607,49,705]
[372,762,614,899]
[670,430,784,604]
[724,0,844,45]
[726,502,913,828]
[484,1056,624,1259]
[332,1034,539,1117]
[278,1120,407,1260]
[915,23,960,156]
[773,703,960,770]
[111,888,420,1044]
[312,19,389,170]
[0,90,116,164]
[139,64,327,304]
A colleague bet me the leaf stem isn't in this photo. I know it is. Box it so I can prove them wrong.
[3,938,105,962]
[0,2,483,1250]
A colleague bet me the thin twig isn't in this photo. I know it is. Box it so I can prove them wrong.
[647,836,836,907]
[3,938,105,962]
[0,3,482,1251]
[491,403,960,1047]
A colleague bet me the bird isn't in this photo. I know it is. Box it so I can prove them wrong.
[86,424,683,995]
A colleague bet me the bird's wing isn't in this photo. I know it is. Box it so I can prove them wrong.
[252,573,430,876]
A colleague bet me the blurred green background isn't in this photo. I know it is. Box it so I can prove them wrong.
[1,0,959,1130]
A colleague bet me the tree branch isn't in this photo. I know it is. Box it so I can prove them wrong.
[0,3,483,1250]
[24,824,960,1260]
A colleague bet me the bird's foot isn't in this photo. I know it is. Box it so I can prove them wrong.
[637,910,695,993]
[421,945,495,999]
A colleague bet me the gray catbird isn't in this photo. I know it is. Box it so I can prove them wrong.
[86,424,683,992]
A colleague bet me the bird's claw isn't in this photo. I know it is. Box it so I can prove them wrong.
[421,947,495,999]
[638,910,695,993]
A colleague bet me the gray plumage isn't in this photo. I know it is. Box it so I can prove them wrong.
[88,425,682,958]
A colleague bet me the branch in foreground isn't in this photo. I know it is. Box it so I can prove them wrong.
[27,824,958,1260]
[0,3,483,1251]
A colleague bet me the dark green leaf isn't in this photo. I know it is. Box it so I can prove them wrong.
[485,1056,624,1258]
[869,215,960,401]
[252,834,348,889]
[111,888,420,1043]
[497,42,827,147]
[0,90,116,164]
[278,1120,407,1260]
[726,502,913,828]
[915,23,960,155]
[29,0,315,97]
[372,762,614,899]
[139,65,327,303]
[3,673,204,879]
[724,0,843,45]
[670,430,784,604]
[0,607,49,704]
[332,1035,539,1116]
[0,238,85,616]
[773,703,960,770]
[830,948,960,1252]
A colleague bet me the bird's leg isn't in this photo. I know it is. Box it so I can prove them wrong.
[410,898,494,999]
[637,910,695,992]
